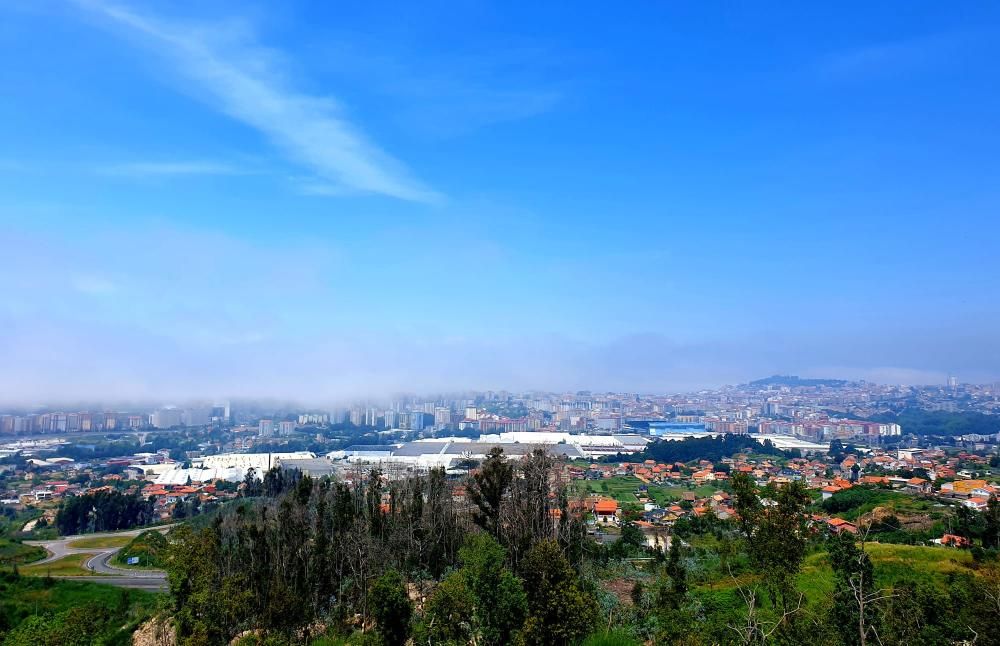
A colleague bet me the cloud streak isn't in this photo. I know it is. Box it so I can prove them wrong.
[75,1,440,203]
[96,160,244,177]
[818,31,975,81]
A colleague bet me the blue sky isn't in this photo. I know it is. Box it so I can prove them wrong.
[1,1,998,402]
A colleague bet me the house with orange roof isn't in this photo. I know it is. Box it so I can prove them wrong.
[936,534,971,547]
[821,485,842,501]
[932,467,956,480]
[827,517,858,534]
[941,479,989,497]
[691,469,715,483]
[905,477,931,494]
[592,498,619,524]
[963,497,989,511]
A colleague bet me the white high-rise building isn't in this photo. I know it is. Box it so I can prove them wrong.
[151,408,183,429]
[434,407,452,427]
[184,407,212,427]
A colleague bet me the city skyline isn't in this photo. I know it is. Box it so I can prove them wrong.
[2,2,1000,401]
[0,373,993,415]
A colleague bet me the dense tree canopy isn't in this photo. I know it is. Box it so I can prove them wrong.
[99,456,1000,646]
[55,490,153,535]
[624,434,786,464]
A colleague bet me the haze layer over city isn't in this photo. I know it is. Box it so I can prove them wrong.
[2,3,1000,646]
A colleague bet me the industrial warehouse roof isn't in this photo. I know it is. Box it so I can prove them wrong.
[278,457,338,477]
[391,442,448,456]
[392,441,586,459]
[342,445,395,453]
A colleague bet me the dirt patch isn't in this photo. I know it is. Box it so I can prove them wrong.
[859,506,936,531]
[132,616,176,646]
[604,578,638,605]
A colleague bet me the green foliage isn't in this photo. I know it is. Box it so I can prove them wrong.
[114,529,169,568]
[984,495,1000,550]
[458,534,526,646]
[609,523,644,560]
[629,434,786,464]
[618,523,643,550]
[732,473,811,615]
[467,447,514,540]
[165,468,469,644]
[828,533,876,646]
[868,408,1000,436]
[55,490,154,535]
[0,538,44,568]
[658,540,688,610]
[0,572,158,645]
[417,535,531,646]
[135,454,999,646]
[519,540,599,645]
[367,570,411,646]
[819,485,898,515]
[416,572,472,645]
[580,629,642,646]
[2,604,117,646]
[167,523,255,645]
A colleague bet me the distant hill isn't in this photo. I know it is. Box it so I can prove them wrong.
[748,375,848,387]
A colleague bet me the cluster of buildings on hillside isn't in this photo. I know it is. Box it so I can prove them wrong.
[4,377,1000,451]
[4,423,998,552]
[567,447,998,542]
[0,447,243,524]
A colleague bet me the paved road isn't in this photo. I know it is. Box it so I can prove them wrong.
[24,525,173,591]
[62,575,168,592]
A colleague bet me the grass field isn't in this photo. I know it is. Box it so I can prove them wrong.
[697,542,976,609]
[843,495,944,522]
[0,571,161,644]
[0,537,46,565]
[856,542,971,580]
[112,529,169,570]
[20,553,103,577]
[1,572,156,609]
[66,535,132,549]
[571,476,646,503]
[571,476,721,507]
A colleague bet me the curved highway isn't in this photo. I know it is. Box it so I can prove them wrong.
[24,525,174,591]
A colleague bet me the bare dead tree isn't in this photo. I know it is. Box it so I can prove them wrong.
[727,573,804,646]
[846,522,895,646]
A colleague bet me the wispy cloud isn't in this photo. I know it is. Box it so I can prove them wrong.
[71,274,117,295]
[288,177,353,197]
[74,1,440,203]
[819,31,975,81]
[319,41,564,139]
[96,160,244,177]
